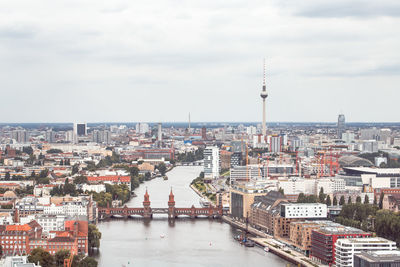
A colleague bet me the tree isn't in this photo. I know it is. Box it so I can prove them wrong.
[39,169,49,178]
[47,148,63,154]
[64,178,77,196]
[157,163,167,176]
[55,249,70,266]
[23,146,33,155]
[364,195,370,204]
[79,257,98,267]
[88,224,102,250]
[333,196,338,206]
[73,175,88,185]
[356,196,362,203]
[278,187,284,195]
[379,192,385,209]
[326,195,332,206]
[319,187,326,203]
[339,196,345,206]
[129,167,139,177]
[72,164,79,175]
[348,196,352,204]
[4,172,10,181]
[28,248,54,267]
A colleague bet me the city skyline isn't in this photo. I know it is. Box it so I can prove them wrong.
[1,0,400,123]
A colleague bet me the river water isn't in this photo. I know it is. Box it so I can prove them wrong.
[96,166,291,267]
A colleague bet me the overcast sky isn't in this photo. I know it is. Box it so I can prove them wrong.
[0,0,399,123]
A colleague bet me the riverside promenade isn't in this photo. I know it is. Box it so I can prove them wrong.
[222,216,324,267]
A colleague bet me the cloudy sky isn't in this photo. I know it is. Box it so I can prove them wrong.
[0,0,399,123]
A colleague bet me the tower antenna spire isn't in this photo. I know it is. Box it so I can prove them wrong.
[260,58,268,137]
[263,58,266,87]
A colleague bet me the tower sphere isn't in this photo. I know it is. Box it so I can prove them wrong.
[260,91,268,99]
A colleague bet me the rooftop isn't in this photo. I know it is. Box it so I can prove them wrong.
[355,250,400,263]
[338,237,395,244]
[315,225,368,235]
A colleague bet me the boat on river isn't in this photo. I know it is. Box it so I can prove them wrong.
[199,198,210,207]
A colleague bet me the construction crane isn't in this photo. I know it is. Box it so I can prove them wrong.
[64,252,74,267]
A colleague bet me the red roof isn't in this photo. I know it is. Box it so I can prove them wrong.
[87,175,130,183]
[6,224,31,231]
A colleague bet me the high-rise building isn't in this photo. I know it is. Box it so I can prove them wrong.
[203,146,220,179]
[12,130,28,143]
[270,135,282,153]
[65,130,76,143]
[157,123,162,145]
[260,60,268,137]
[92,130,111,144]
[337,114,345,139]
[73,123,87,136]
[45,130,56,143]
[360,127,379,140]
[135,123,149,134]
[201,127,207,140]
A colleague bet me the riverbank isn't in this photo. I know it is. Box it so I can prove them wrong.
[189,184,215,206]
[222,216,319,267]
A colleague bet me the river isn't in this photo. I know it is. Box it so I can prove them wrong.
[96,166,291,267]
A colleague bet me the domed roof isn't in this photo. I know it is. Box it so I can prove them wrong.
[3,190,17,198]
[339,155,373,167]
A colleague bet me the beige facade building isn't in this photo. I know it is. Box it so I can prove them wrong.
[230,184,267,220]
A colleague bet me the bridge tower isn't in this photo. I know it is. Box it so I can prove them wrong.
[168,188,176,219]
[143,188,152,218]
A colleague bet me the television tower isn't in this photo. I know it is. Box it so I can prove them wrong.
[260,59,268,136]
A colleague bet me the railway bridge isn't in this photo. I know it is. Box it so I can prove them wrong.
[98,189,225,220]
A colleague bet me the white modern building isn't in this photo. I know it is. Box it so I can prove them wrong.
[335,237,397,267]
[204,146,220,179]
[230,164,294,184]
[270,136,282,153]
[280,203,327,218]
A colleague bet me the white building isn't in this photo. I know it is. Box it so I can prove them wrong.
[33,185,57,197]
[203,146,220,179]
[246,126,257,135]
[80,184,106,193]
[277,178,315,195]
[135,123,149,134]
[35,214,66,233]
[335,237,397,267]
[280,203,327,218]
[342,131,355,144]
[315,178,346,194]
[230,164,294,184]
[0,256,42,267]
[44,202,87,217]
[0,213,13,225]
[270,136,282,153]
[362,140,378,153]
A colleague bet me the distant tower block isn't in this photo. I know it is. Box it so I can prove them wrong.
[337,114,346,139]
[158,123,162,146]
[260,60,268,136]
[188,112,191,133]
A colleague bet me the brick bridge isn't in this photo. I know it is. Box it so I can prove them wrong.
[98,189,225,220]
